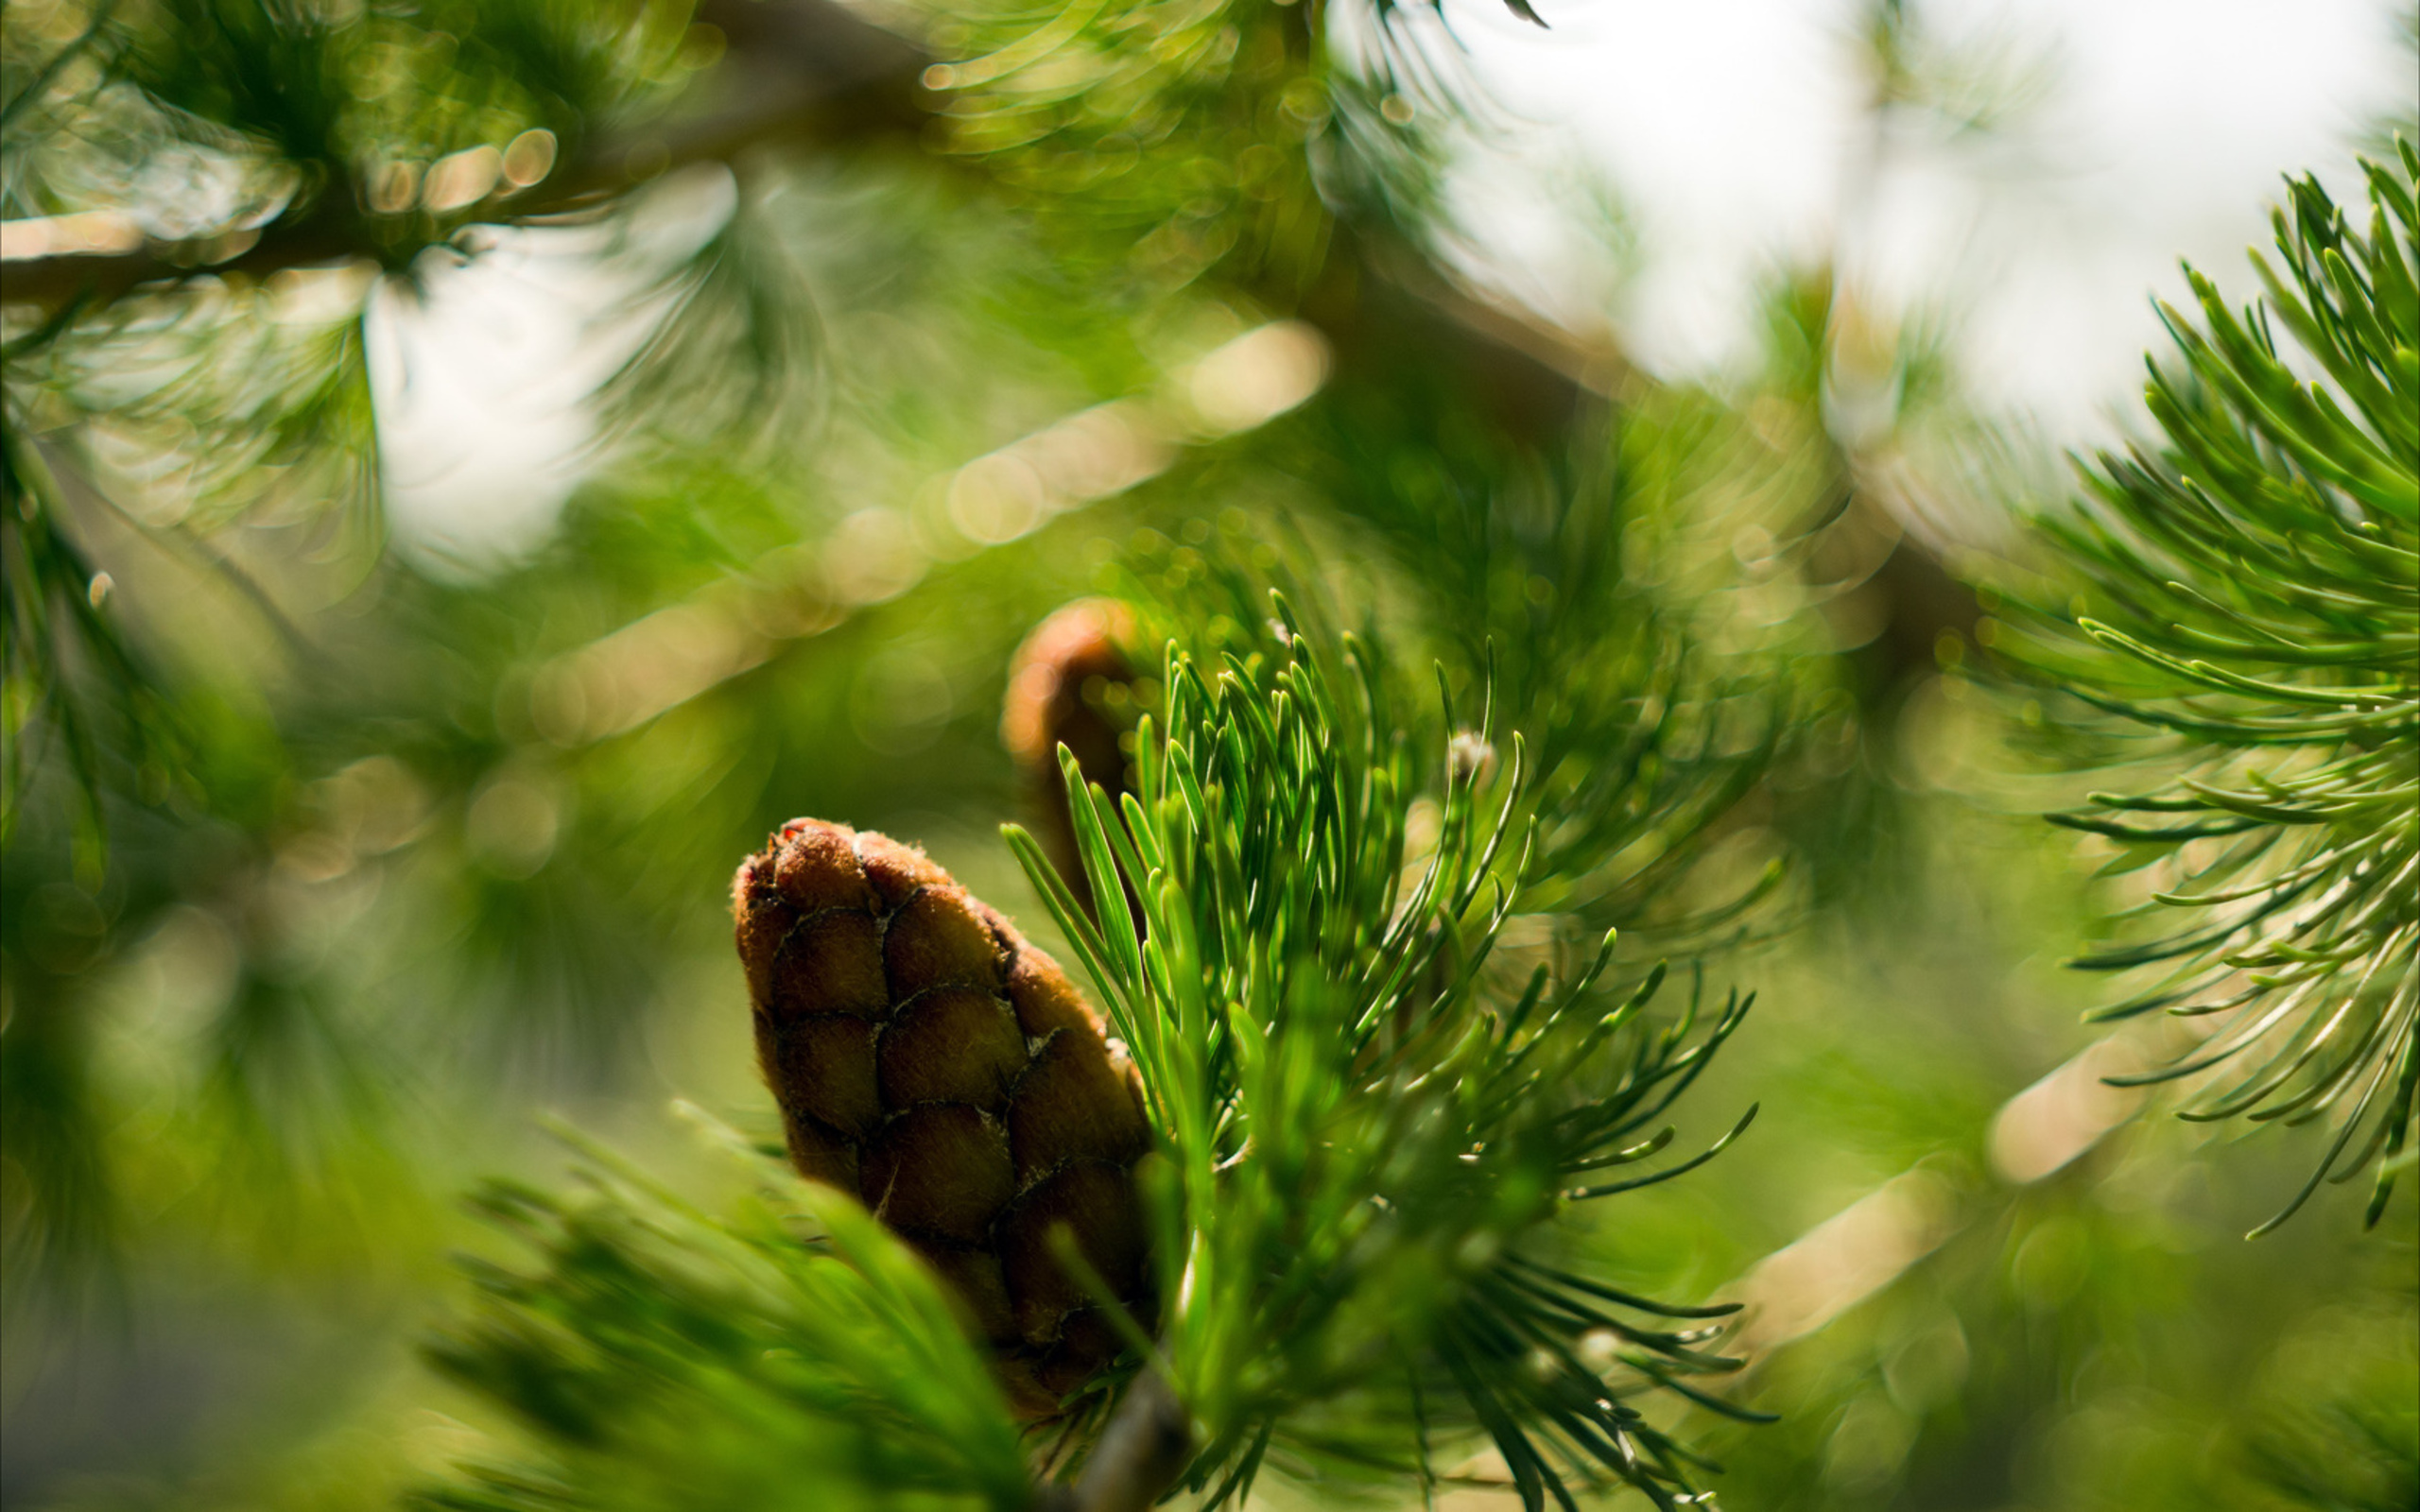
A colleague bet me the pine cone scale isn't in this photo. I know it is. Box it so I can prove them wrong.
[767,910,888,1019]
[864,1104,1017,1241]
[759,1014,882,1135]
[1009,1031,1151,1183]
[999,1159,1148,1344]
[880,987,1028,1108]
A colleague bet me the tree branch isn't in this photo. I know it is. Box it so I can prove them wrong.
[0,0,926,310]
[1034,1373,1192,1512]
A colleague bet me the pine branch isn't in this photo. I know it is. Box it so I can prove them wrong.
[417,1117,1036,1512]
[426,585,1766,1510]
[997,584,1764,1509]
[1995,140,2420,1233]
[1033,1374,1192,1512]
[0,0,924,311]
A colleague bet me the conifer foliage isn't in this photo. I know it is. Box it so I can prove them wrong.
[14,1,2420,1507]
[2006,142,2419,1232]
[423,1124,1036,1512]
[426,591,1766,1512]
[995,595,1765,1509]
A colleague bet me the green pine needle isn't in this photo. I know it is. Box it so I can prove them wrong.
[417,1113,1034,1512]
[1005,592,1761,1510]
[2002,141,2419,1234]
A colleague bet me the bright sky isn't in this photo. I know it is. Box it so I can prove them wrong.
[372,169,736,574]
[375,0,2413,566]
[1446,0,2412,433]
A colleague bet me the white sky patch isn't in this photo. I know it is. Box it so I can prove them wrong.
[370,166,739,577]
[1446,0,2412,439]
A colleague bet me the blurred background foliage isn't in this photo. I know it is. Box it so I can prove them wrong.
[1,0,2412,1508]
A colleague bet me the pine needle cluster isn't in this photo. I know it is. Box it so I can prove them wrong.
[1999,143,2418,1231]
[1000,591,1763,1509]
[422,1120,1034,1512]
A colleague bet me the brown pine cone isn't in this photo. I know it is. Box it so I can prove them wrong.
[1002,599,1142,929]
[733,818,1154,1405]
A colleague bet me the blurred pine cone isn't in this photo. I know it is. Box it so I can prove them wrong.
[733,818,1154,1406]
[1003,600,1141,928]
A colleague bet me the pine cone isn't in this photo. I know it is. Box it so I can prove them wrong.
[1003,600,1141,928]
[733,818,1154,1404]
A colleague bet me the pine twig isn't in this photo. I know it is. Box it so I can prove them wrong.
[0,0,924,310]
[1036,1374,1193,1512]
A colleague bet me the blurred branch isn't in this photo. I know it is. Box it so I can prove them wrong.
[1719,1010,2220,1374]
[2,0,1631,484]
[0,0,1615,478]
[529,322,1324,746]
[1312,224,1634,435]
[0,0,925,310]
[1721,1167,1963,1365]
[1033,1372,1191,1512]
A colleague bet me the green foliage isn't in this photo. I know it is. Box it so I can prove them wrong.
[1006,592,1762,1509]
[916,0,1446,296]
[0,115,1175,1306]
[0,0,769,846]
[10,1,2416,1507]
[2003,142,2419,1233]
[421,1117,1033,1512]
[1,0,701,334]
[2252,1400,2420,1512]
[1270,371,1803,940]
[1,411,188,869]
[1,280,372,863]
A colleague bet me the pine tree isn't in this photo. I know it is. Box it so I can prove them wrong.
[7,2,2417,1509]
